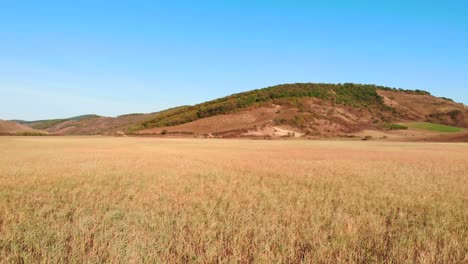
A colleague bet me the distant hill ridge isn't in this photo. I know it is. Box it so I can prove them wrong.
[0,119,46,135]
[6,83,468,139]
[13,115,100,130]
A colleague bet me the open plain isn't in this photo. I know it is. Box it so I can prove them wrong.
[0,137,467,263]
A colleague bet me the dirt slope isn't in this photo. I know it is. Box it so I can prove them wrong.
[378,90,468,127]
[421,132,468,142]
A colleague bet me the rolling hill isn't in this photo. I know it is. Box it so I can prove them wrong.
[12,113,160,136]
[0,120,46,135]
[10,83,468,140]
[13,115,100,130]
[134,83,468,138]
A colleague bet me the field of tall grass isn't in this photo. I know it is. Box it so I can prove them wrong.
[0,137,466,263]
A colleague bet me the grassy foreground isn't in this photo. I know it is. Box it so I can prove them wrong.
[0,137,467,263]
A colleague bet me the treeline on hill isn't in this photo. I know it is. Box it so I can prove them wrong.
[131,83,421,132]
[378,87,431,96]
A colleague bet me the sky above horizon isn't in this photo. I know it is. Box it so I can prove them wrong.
[1,0,467,120]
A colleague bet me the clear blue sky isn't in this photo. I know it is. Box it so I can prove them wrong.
[1,0,467,120]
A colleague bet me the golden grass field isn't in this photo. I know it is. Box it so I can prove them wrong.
[0,137,467,263]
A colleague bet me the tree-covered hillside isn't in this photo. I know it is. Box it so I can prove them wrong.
[134,83,395,130]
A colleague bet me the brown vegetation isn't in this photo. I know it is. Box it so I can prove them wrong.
[0,137,467,263]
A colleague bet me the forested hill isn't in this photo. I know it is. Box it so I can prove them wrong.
[133,83,428,130]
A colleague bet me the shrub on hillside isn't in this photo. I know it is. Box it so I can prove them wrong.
[15,131,48,136]
[382,123,409,130]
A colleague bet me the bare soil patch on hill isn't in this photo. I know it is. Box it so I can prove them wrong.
[378,89,468,127]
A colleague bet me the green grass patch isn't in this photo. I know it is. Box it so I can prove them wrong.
[405,122,464,133]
